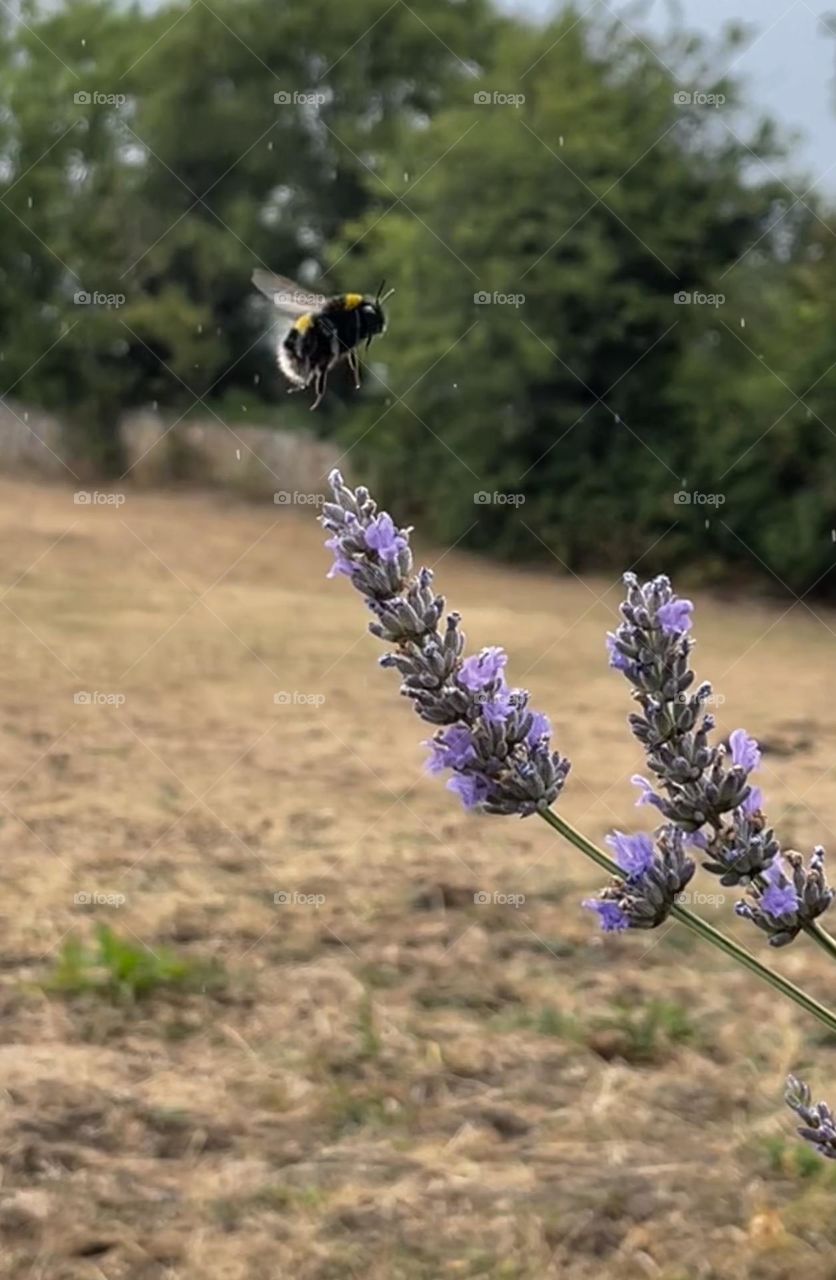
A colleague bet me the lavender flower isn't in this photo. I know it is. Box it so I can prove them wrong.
[729,729,761,774]
[701,806,780,886]
[656,597,693,636]
[606,830,655,877]
[585,899,629,933]
[585,824,695,932]
[785,1076,836,1159]
[608,574,758,832]
[320,470,570,817]
[736,849,833,947]
[458,647,507,690]
[363,512,408,561]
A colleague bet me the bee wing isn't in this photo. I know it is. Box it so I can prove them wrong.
[251,269,327,316]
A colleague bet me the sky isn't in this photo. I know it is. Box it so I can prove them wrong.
[507,0,836,191]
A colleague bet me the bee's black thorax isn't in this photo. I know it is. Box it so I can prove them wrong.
[281,295,387,384]
[320,295,387,349]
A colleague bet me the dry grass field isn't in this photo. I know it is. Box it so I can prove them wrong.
[1,476,836,1279]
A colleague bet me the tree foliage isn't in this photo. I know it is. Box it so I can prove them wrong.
[0,0,834,594]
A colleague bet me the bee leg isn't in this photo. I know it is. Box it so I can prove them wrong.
[310,368,328,411]
[347,350,361,390]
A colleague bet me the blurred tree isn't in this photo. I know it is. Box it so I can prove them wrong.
[0,0,497,470]
[332,10,807,579]
[672,213,836,595]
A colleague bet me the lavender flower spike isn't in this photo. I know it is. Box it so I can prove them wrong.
[736,848,833,947]
[320,471,570,818]
[785,1076,836,1159]
[585,824,695,932]
[607,574,757,832]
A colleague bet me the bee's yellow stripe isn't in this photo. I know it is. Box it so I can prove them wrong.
[344,293,364,310]
[293,313,314,334]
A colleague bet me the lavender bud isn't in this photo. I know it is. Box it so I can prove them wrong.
[785,1076,836,1159]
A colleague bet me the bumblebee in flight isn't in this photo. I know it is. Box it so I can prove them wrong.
[252,269,394,410]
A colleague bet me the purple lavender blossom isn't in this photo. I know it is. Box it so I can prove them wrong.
[759,859,799,919]
[609,575,762,834]
[458,646,508,691]
[786,1076,836,1160]
[605,573,833,948]
[586,824,695,933]
[479,683,516,726]
[583,898,629,932]
[729,729,761,774]
[656,596,693,636]
[363,512,408,562]
[426,725,477,775]
[526,711,551,745]
[741,786,763,816]
[447,772,491,811]
[631,775,664,810]
[736,848,833,946]
[320,471,570,818]
[606,830,656,877]
[325,534,355,579]
[606,632,633,672]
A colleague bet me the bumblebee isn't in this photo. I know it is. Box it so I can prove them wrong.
[252,269,394,410]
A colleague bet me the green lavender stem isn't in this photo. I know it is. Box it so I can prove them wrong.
[539,808,836,1037]
[803,920,836,965]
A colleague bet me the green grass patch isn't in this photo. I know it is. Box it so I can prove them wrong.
[45,924,225,1002]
